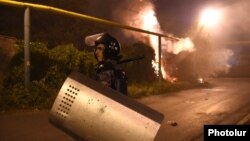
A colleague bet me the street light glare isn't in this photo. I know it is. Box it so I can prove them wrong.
[200,8,221,27]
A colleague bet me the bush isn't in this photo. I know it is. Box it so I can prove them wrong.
[0,41,208,110]
[121,42,157,83]
[128,80,193,98]
[0,42,96,110]
[0,81,56,109]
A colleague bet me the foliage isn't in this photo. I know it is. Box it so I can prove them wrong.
[0,81,56,109]
[128,80,192,98]
[120,42,157,83]
[0,40,208,110]
[0,41,96,110]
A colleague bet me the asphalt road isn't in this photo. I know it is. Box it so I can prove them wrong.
[0,78,249,141]
[150,78,250,141]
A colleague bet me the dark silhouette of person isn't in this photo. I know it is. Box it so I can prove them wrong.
[86,33,128,95]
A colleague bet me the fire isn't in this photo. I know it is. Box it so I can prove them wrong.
[137,5,195,82]
[142,9,159,30]
[172,37,195,54]
[136,6,163,78]
[119,1,195,82]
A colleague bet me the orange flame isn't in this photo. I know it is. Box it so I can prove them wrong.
[121,2,195,82]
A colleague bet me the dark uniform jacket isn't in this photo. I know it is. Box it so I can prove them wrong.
[95,60,128,95]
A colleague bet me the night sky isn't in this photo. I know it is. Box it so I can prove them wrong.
[0,0,249,77]
[157,0,249,42]
[86,0,249,43]
[1,0,248,43]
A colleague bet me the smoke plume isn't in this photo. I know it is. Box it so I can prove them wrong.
[189,0,250,79]
[111,0,195,81]
[87,0,240,81]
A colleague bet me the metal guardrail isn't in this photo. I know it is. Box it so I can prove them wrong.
[0,0,180,85]
[0,0,180,40]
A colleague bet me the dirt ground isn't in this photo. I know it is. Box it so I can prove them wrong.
[0,109,75,141]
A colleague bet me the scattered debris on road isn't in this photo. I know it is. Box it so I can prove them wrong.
[166,120,178,126]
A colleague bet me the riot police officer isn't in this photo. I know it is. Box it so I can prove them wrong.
[91,33,128,95]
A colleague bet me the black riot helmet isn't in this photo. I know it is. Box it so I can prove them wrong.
[94,33,121,60]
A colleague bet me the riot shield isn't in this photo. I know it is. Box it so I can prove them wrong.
[49,71,164,141]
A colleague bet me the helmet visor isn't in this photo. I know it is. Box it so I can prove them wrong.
[84,33,105,46]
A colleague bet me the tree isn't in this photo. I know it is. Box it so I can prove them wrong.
[121,42,157,82]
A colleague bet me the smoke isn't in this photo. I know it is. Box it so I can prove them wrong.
[111,0,195,81]
[87,0,237,81]
[162,37,195,54]
[111,0,161,42]
[188,38,233,79]
[229,0,250,35]
[210,0,250,42]
[189,0,250,79]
